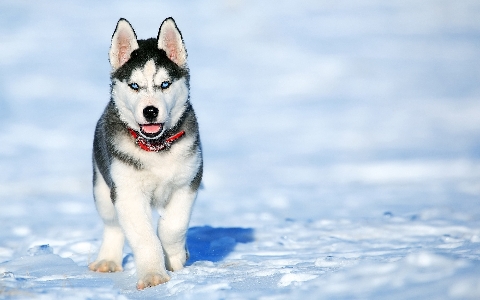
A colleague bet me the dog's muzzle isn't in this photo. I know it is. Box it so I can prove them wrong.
[140,105,163,138]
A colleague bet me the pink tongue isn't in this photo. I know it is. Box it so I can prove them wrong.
[141,124,161,134]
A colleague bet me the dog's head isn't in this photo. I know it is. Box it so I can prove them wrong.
[109,18,189,139]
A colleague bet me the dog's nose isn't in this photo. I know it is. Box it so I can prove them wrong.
[143,106,159,122]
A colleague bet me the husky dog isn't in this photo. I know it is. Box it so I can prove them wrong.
[89,18,202,290]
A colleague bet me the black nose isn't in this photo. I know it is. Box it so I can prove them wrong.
[143,106,159,122]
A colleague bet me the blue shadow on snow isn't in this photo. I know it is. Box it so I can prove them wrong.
[186,226,254,264]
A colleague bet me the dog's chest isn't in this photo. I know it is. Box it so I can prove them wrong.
[113,133,199,198]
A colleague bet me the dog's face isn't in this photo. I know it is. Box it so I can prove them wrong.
[109,18,189,139]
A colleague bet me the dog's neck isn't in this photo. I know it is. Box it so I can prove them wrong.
[128,128,185,152]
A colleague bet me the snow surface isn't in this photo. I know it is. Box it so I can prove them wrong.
[1,0,480,299]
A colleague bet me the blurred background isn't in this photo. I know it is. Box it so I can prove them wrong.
[0,0,479,233]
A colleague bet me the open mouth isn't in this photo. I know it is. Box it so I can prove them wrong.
[139,123,163,138]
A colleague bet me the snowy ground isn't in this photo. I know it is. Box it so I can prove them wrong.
[1,1,480,299]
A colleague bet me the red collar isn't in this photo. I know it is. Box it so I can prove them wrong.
[128,128,185,152]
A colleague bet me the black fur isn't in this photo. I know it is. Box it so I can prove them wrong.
[93,19,202,206]
[190,161,203,191]
[92,100,203,204]
[90,18,203,286]
[112,38,189,85]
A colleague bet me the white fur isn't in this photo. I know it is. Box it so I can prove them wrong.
[92,127,201,282]
[90,18,201,290]
[90,165,125,272]
[112,60,189,138]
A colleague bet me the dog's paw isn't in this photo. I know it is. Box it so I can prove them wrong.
[136,272,170,290]
[88,260,122,273]
[165,250,188,272]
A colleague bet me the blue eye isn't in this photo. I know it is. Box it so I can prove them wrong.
[160,81,171,89]
[129,82,139,91]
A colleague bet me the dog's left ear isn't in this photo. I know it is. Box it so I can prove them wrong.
[157,17,187,67]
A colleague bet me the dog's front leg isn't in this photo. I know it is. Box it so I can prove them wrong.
[115,193,170,289]
[112,169,170,289]
[89,164,125,273]
[158,186,197,271]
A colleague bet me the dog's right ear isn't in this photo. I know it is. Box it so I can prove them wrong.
[109,18,139,71]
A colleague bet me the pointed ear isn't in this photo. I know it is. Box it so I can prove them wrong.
[157,17,187,67]
[109,18,139,70]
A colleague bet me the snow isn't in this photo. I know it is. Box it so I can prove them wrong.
[1,0,480,299]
